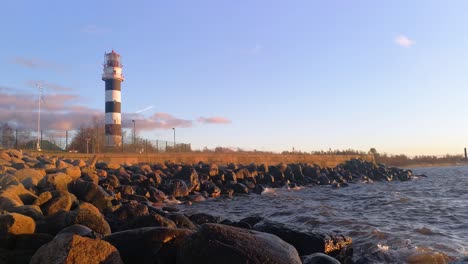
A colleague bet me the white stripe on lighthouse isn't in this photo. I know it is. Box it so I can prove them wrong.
[105,90,121,102]
[105,113,121,125]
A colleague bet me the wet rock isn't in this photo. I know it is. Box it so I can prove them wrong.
[302,253,341,264]
[30,233,123,264]
[0,213,35,235]
[167,213,197,230]
[189,213,221,225]
[174,166,200,192]
[231,182,249,194]
[164,179,189,198]
[253,220,352,261]
[187,194,206,202]
[177,223,301,264]
[104,227,194,264]
[127,213,177,229]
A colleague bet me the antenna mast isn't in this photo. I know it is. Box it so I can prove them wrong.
[36,83,42,151]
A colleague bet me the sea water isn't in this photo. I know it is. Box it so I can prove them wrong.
[177,166,468,263]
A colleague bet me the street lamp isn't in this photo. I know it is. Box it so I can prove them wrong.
[172,127,175,151]
[86,137,91,154]
[131,120,135,145]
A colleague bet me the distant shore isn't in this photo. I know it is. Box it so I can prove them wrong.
[400,162,468,169]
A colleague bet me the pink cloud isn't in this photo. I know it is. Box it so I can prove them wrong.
[198,116,232,124]
[122,112,192,130]
[11,57,65,72]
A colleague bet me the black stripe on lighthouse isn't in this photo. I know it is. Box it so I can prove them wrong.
[105,124,121,135]
[105,101,121,113]
[105,80,121,91]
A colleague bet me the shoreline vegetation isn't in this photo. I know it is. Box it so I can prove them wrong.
[2,148,456,264]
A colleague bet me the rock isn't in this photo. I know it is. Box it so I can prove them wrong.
[67,208,112,236]
[59,166,81,180]
[104,227,194,264]
[231,182,249,194]
[13,168,46,189]
[68,179,114,212]
[0,173,20,189]
[177,223,301,264]
[187,194,206,202]
[55,160,72,170]
[0,233,53,264]
[253,220,352,261]
[41,192,78,216]
[167,213,197,230]
[189,213,221,225]
[38,172,72,192]
[8,149,22,159]
[164,179,189,197]
[302,253,341,264]
[0,213,35,235]
[6,205,44,221]
[0,185,37,209]
[57,224,101,239]
[30,233,123,264]
[174,166,200,192]
[107,163,121,170]
[127,213,177,229]
[33,191,53,206]
[72,159,86,167]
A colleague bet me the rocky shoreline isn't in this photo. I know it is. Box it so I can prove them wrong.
[0,149,419,264]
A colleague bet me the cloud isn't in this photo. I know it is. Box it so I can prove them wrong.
[81,25,110,35]
[11,57,66,72]
[122,112,192,130]
[394,35,414,48]
[26,80,73,92]
[134,105,154,114]
[198,116,231,124]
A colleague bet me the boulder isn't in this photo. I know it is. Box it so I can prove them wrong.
[0,233,53,264]
[0,185,37,209]
[59,166,81,180]
[68,179,114,212]
[30,233,123,264]
[177,223,301,264]
[167,213,197,230]
[67,208,112,236]
[38,172,72,192]
[41,192,78,216]
[127,213,177,229]
[104,227,194,264]
[0,173,20,189]
[57,224,101,239]
[302,253,341,264]
[6,205,44,221]
[253,220,352,261]
[189,213,221,225]
[33,191,53,206]
[13,168,45,189]
[174,166,200,192]
[0,213,35,235]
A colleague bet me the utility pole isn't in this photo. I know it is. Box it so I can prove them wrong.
[36,83,42,151]
[172,127,176,152]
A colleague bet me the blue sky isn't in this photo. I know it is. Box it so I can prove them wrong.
[1,1,468,155]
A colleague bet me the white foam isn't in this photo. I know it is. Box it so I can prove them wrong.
[261,188,277,195]
[377,243,390,251]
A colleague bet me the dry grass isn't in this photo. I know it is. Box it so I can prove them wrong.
[37,152,373,167]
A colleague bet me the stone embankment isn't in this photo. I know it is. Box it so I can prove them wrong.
[0,149,414,264]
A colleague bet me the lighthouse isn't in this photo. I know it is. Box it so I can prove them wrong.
[102,50,124,148]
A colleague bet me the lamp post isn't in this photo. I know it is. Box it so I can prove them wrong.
[132,120,135,145]
[172,127,175,151]
[86,137,91,154]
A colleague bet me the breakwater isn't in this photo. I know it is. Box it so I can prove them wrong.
[0,149,430,263]
[40,152,374,168]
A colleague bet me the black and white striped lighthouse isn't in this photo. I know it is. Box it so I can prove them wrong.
[102,50,124,148]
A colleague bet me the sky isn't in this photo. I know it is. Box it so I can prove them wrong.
[1,1,468,155]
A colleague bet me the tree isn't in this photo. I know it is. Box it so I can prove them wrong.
[0,123,15,149]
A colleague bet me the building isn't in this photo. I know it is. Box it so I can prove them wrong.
[102,50,124,148]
